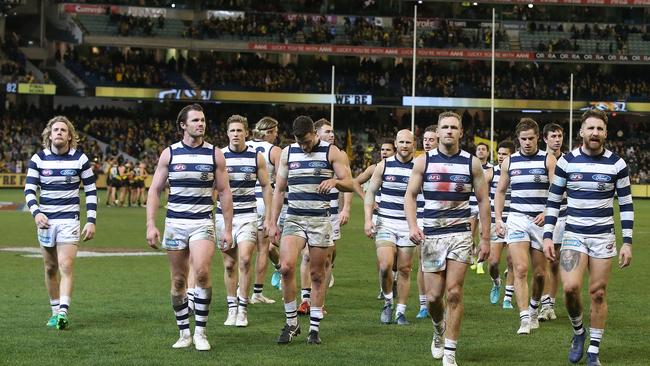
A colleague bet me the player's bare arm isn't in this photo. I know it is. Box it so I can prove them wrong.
[405,155,426,244]
[494,155,511,237]
[472,156,491,261]
[257,151,273,233]
[214,148,234,250]
[363,159,384,238]
[146,148,171,249]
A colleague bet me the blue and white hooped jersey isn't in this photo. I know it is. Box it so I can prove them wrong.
[490,165,511,223]
[422,149,473,236]
[219,145,258,216]
[247,139,275,200]
[25,148,97,223]
[469,162,493,215]
[167,141,215,221]
[328,187,340,215]
[377,156,414,228]
[544,148,634,244]
[508,150,549,217]
[286,140,334,217]
[557,153,568,219]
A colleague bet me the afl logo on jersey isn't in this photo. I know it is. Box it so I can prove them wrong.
[592,174,612,182]
[195,164,212,172]
[60,169,76,176]
[385,175,396,182]
[427,174,441,181]
[289,162,301,169]
[569,173,583,181]
[42,169,53,176]
[511,169,521,176]
[173,164,186,171]
[450,175,470,183]
[529,169,545,175]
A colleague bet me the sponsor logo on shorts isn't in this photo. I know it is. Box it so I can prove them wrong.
[511,169,521,176]
[561,238,581,248]
[592,174,612,182]
[529,168,545,175]
[164,239,181,248]
[569,173,583,181]
[60,169,77,176]
[38,234,51,244]
[508,231,525,240]
[427,174,441,181]
[606,243,614,251]
[309,161,328,168]
[41,169,53,176]
[450,175,470,183]
[289,162,301,169]
[195,164,213,172]
[173,164,186,171]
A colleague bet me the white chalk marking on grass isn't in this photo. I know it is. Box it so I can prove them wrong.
[0,247,164,258]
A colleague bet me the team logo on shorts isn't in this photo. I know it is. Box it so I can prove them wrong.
[42,169,53,176]
[173,164,186,171]
[606,243,614,251]
[289,162,301,169]
[569,173,583,181]
[60,169,76,176]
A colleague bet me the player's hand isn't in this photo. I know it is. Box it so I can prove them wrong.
[364,220,376,238]
[262,219,271,237]
[34,213,50,229]
[268,223,281,244]
[317,178,337,194]
[477,237,490,262]
[81,223,95,241]
[146,225,161,249]
[219,230,234,252]
[409,226,425,245]
[496,220,506,238]
[340,209,351,226]
[543,238,556,261]
[619,243,632,268]
[533,213,544,227]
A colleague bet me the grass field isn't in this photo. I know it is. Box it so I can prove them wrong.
[0,188,647,365]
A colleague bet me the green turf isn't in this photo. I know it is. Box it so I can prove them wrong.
[0,188,647,365]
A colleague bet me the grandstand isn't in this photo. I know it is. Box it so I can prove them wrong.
[1,1,649,365]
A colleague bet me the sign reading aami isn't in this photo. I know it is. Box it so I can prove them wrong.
[334,94,372,105]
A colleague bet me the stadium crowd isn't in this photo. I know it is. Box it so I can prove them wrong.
[3,104,650,184]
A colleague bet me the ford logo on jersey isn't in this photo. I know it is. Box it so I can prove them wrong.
[289,162,301,169]
[309,161,328,168]
[592,174,612,182]
[240,166,255,173]
[41,169,53,176]
[427,174,441,181]
[529,169,545,175]
[450,175,470,183]
[195,164,212,172]
[173,164,186,171]
[569,173,583,180]
[60,169,77,176]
